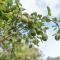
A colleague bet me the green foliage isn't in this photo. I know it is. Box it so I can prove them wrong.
[42,16,50,22]
[0,0,60,60]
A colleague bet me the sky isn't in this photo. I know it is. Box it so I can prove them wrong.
[20,0,60,58]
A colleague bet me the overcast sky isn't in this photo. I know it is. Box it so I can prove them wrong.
[21,0,60,58]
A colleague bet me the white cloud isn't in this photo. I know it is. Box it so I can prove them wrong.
[36,0,60,17]
[20,0,37,13]
[21,0,60,17]
[20,0,44,14]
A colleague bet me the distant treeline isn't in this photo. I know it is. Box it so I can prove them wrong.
[47,56,60,60]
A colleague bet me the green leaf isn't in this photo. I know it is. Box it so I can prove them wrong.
[0,19,4,27]
[43,27,49,32]
[31,12,37,16]
[52,17,57,22]
[36,29,43,35]
[33,40,39,45]
[55,34,60,40]
[37,14,42,19]
[42,16,50,22]
[47,6,51,16]
[31,12,37,18]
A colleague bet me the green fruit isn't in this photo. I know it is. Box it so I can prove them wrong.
[28,19,34,25]
[21,16,28,23]
[28,19,34,29]
[29,19,34,23]
[36,29,43,35]
[55,34,60,40]
[42,33,48,41]
[28,23,34,29]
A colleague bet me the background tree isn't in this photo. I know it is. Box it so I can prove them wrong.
[47,56,60,60]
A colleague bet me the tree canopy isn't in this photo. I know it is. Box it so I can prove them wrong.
[0,0,60,60]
